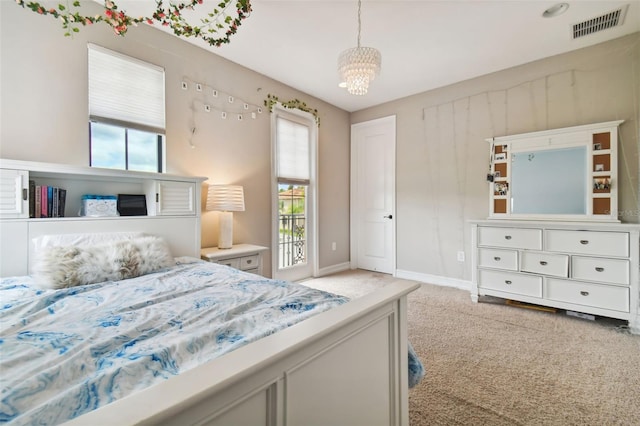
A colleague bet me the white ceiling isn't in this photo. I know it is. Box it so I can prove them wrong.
[115,1,639,112]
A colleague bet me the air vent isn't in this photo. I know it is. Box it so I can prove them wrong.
[572,4,628,39]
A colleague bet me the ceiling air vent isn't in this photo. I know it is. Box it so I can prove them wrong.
[572,4,629,39]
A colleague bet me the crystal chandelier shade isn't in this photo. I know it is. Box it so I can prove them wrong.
[338,0,381,96]
[338,46,381,95]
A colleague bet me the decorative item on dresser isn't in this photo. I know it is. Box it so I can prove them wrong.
[201,243,268,276]
[470,221,639,333]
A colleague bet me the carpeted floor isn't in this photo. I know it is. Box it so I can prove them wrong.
[301,269,640,425]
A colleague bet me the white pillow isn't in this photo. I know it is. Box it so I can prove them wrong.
[32,236,175,289]
[32,232,146,256]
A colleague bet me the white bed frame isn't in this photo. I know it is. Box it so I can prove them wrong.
[0,160,420,425]
[64,280,418,426]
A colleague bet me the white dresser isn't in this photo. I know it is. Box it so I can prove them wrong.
[471,220,640,333]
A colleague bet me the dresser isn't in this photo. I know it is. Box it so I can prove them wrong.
[471,220,639,333]
[201,244,268,276]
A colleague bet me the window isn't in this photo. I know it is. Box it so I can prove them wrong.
[272,107,317,281]
[88,44,166,172]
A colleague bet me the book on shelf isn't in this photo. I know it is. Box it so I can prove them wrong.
[30,184,67,218]
[28,180,35,218]
[40,186,48,218]
[35,185,41,218]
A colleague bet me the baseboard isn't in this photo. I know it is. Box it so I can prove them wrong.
[316,262,351,277]
[395,269,472,291]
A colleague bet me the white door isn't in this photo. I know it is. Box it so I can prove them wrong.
[350,116,396,274]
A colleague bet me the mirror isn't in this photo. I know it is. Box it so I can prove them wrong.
[487,120,623,222]
[510,146,587,215]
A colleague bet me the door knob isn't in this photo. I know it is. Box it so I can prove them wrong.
[383,214,393,219]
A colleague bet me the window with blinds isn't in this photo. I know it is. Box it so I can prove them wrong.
[274,113,315,275]
[88,44,165,172]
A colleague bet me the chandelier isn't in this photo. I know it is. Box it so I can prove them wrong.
[337,0,381,96]
[14,0,251,47]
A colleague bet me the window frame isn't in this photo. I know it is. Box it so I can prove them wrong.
[87,44,166,172]
[270,104,318,281]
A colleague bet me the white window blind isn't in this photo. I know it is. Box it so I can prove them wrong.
[88,44,165,134]
[276,116,310,184]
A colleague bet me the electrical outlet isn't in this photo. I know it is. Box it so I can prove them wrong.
[457,251,465,262]
[331,242,337,251]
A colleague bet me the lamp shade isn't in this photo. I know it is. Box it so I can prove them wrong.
[206,185,245,212]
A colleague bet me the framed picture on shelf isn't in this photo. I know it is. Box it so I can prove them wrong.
[494,171,501,178]
[593,143,602,151]
[495,153,506,161]
[595,164,604,172]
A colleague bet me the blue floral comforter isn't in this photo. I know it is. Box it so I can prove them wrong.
[0,260,424,424]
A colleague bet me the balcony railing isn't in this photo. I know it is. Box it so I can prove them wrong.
[279,213,306,269]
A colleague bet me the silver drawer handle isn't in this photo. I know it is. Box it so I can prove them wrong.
[505,280,512,285]
[595,267,604,272]
[504,235,512,240]
[539,261,548,266]
[580,240,589,245]
[494,256,501,261]
[580,291,589,296]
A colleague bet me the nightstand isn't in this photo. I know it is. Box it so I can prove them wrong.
[201,244,268,276]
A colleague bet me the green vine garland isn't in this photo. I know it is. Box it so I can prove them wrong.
[15,0,251,46]
[264,94,320,126]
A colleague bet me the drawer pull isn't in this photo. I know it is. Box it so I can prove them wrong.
[505,280,512,285]
[595,267,604,272]
[579,240,589,245]
[580,291,589,296]
[504,235,512,240]
[494,256,501,261]
[539,261,548,266]
[246,259,253,264]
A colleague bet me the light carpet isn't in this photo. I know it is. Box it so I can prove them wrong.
[301,269,640,425]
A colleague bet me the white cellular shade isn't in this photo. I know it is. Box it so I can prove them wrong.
[276,117,310,183]
[88,44,165,134]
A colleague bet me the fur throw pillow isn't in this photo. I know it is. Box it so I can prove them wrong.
[33,236,175,289]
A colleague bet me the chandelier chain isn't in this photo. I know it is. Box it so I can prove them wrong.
[357,0,362,47]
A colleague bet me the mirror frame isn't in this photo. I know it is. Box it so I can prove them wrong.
[487,120,623,222]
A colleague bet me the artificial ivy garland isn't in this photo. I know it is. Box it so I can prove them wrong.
[15,0,252,46]
[264,94,320,126]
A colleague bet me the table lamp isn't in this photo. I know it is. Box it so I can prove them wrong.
[206,184,245,249]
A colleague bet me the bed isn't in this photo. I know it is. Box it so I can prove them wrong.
[0,234,424,425]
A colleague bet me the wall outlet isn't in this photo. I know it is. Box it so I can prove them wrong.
[331,242,337,251]
[457,251,465,262]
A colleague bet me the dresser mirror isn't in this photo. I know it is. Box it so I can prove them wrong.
[510,146,587,215]
[488,120,623,222]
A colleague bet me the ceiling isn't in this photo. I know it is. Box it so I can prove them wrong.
[114,1,639,112]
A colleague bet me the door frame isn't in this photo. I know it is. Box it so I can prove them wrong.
[350,115,396,274]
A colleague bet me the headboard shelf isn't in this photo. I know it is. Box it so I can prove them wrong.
[0,158,207,277]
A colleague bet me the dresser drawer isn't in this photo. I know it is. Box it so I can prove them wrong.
[478,248,518,270]
[520,251,568,277]
[545,278,629,312]
[478,227,542,250]
[545,230,629,257]
[217,258,241,269]
[478,269,542,298]
[571,256,629,285]
[240,255,259,271]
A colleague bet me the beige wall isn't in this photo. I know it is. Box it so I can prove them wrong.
[352,33,640,282]
[0,2,351,277]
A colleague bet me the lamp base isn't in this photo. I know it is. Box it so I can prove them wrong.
[218,211,234,249]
